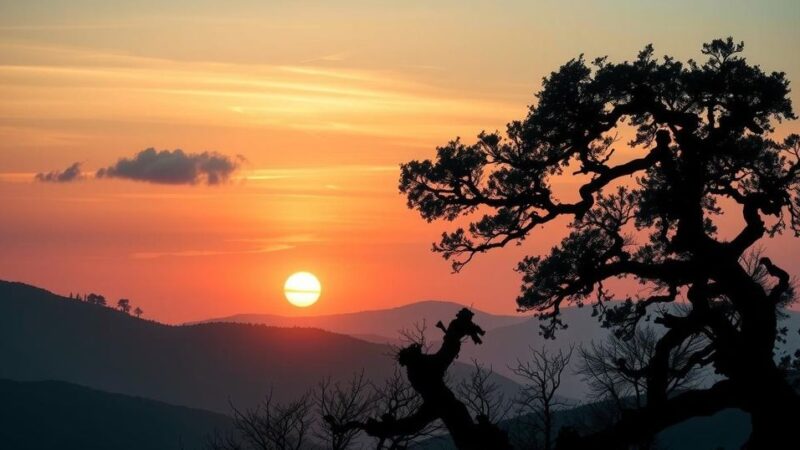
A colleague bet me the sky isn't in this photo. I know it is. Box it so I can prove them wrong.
[1,1,799,323]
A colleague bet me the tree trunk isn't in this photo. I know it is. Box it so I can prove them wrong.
[325,309,512,450]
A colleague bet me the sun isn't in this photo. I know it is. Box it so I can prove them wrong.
[284,272,321,307]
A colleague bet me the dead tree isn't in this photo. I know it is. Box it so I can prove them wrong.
[577,327,706,449]
[455,360,513,425]
[210,390,314,450]
[324,308,512,450]
[315,371,376,449]
[511,346,573,450]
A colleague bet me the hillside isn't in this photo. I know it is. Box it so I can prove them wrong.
[0,280,397,413]
[0,379,233,450]
[0,280,520,414]
[195,300,528,344]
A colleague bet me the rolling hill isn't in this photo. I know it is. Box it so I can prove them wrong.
[0,280,520,415]
[0,379,233,450]
[194,300,528,344]
[198,299,750,400]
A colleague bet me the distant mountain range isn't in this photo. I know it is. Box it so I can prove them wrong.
[193,299,606,398]
[3,279,798,450]
[0,379,233,450]
[0,280,520,415]
[193,300,529,344]
[464,303,800,398]
[459,306,621,398]
[195,296,800,401]
[193,300,630,399]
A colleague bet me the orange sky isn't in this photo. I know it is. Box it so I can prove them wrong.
[1,1,799,323]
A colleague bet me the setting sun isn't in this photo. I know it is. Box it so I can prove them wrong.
[283,272,321,308]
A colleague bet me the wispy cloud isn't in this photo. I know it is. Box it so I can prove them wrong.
[0,42,520,139]
[131,244,293,259]
[240,165,396,181]
[227,234,320,244]
[0,23,140,31]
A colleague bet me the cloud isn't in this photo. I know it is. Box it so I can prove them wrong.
[35,162,83,183]
[131,244,292,259]
[96,148,243,185]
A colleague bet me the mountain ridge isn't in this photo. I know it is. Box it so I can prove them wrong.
[192,299,529,344]
[0,279,521,415]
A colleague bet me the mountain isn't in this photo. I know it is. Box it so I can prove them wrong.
[194,300,528,344]
[455,306,612,398]
[458,304,800,400]
[0,379,233,450]
[0,280,520,415]
[193,300,634,399]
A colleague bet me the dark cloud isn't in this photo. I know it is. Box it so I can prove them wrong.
[35,162,83,183]
[96,148,242,185]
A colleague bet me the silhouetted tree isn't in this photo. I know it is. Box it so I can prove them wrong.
[117,298,131,314]
[134,306,143,318]
[400,37,800,449]
[577,327,705,449]
[578,326,704,413]
[369,366,442,449]
[86,293,106,306]
[212,391,314,450]
[455,360,513,425]
[325,308,512,450]
[511,346,573,450]
[315,371,376,449]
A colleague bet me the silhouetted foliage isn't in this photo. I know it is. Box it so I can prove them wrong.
[511,346,573,450]
[400,37,800,449]
[117,298,131,314]
[86,293,106,306]
[134,306,143,318]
